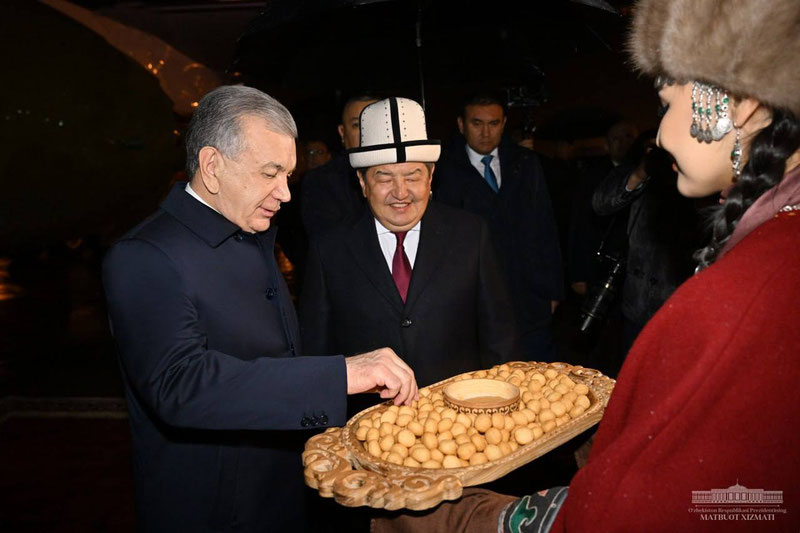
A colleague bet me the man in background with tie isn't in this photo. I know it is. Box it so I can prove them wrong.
[300,97,518,392]
[434,94,563,360]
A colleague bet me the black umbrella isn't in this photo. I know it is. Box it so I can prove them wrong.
[231,0,622,109]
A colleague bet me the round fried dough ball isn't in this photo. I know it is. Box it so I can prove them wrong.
[390,443,409,458]
[550,401,567,417]
[457,443,477,461]
[437,418,454,433]
[397,429,416,448]
[576,395,591,409]
[366,428,380,442]
[422,432,438,450]
[439,439,457,456]
[539,409,555,423]
[367,440,382,458]
[454,433,472,446]
[570,405,586,418]
[471,434,487,452]
[474,414,492,433]
[407,420,424,437]
[514,427,534,445]
[484,444,502,462]
[485,427,502,445]
[379,434,395,452]
[511,411,528,426]
[404,457,421,468]
[421,459,442,469]
[423,418,438,434]
[491,413,505,430]
[442,455,462,469]
[437,430,454,442]
[469,452,488,466]
[411,446,431,463]
[380,410,397,425]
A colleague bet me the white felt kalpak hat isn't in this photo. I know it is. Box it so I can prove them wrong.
[348,97,441,169]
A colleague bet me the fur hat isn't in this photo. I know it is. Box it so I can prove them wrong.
[348,97,440,169]
[629,0,800,116]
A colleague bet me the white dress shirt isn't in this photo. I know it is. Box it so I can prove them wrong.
[185,182,219,213]
[465,144,502,189]
[375,218,421,272]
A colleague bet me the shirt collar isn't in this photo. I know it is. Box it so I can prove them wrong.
[161,183,273,248]
[185,182,219,213]
[374,218,422,235]
[465,143,499,167]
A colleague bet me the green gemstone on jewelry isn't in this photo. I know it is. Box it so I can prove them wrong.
[723,97,729,104]
[715,105,721,111]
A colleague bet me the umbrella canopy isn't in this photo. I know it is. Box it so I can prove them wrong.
[233,0,622,102]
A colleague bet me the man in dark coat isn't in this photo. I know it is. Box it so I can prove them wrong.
[102,86,417,533]
[300,95,377,238]
[592,136,699,361]
[434,95,563,360]
[301,97,518,390]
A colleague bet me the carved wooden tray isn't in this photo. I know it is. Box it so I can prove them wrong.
[303,361,614,511]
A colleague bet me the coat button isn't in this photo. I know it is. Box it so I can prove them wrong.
[265,288,276,300]
[234,233,244,242]
[401,318,412,328]
[320,414,328,425]
[301,416,311,427]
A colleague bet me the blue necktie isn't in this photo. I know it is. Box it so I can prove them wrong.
[481,155,499,192]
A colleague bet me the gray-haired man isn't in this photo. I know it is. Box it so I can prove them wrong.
[103,85,416,532]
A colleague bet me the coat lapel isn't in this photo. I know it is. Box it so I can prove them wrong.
[345,212,405,311]
[405,202,451,311]
[496,142,519,195]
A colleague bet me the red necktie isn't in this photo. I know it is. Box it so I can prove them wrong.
[392,231,412,302]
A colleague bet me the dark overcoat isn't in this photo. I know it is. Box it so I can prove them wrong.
[102,184,347,532]
[434,136,564,335]
[300,201,519,388]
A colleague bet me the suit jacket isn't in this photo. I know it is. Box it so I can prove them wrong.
[300,201,519,389]
[102,184,347,533]
[434,136,564,334]
[300,153,366,239]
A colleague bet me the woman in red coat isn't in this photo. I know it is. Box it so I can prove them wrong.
[373,0,800,531]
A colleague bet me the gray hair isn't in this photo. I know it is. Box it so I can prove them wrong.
[185,85,298,178]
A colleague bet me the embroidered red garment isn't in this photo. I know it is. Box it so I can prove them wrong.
[552,212,800,532]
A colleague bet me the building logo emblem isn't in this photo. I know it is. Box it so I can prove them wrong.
[689,481,786,523]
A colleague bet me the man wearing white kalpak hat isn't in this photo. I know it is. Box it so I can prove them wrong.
[300,97,519,391]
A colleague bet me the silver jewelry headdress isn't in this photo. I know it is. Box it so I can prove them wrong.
[690,81,732,143]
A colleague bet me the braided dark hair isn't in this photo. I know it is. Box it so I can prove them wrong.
[694,108,800,270]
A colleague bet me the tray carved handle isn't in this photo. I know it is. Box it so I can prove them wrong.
[303,428,464,510]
